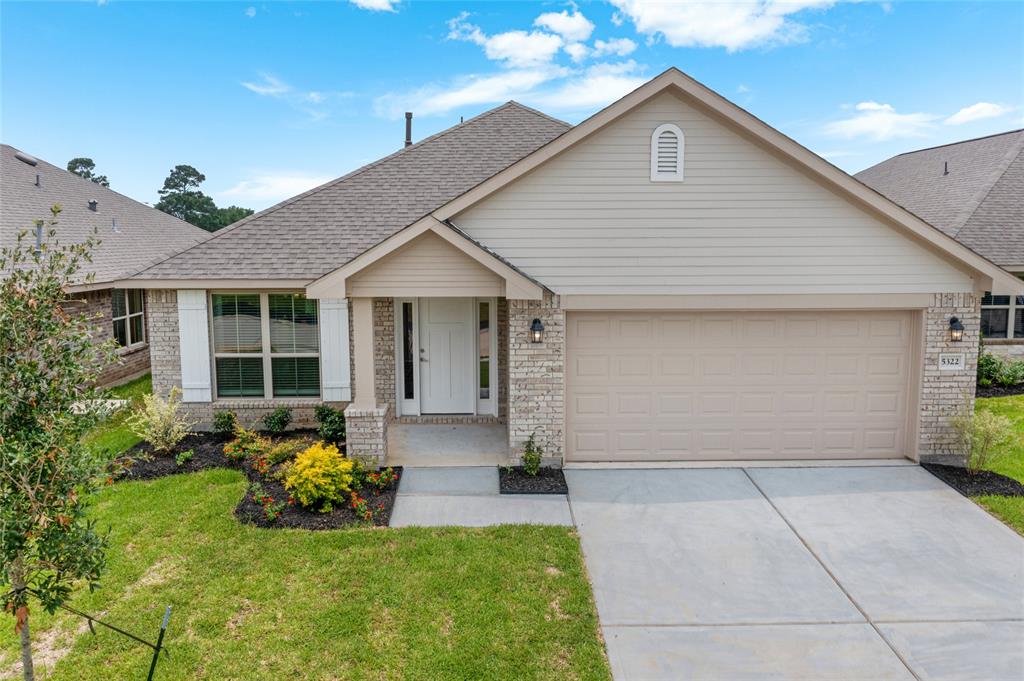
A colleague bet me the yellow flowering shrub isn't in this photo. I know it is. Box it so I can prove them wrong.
[283,441,354,511]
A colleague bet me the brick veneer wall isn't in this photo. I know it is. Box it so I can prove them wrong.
[344,404,389,464]
[507,293,565,463]
[984,342,1024,359]
[373,298,396,415]
[919,292,981,460]
[68,288,151,387]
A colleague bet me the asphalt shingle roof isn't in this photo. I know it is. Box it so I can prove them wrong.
[1,144,211,286]
[855,129,1024,267]
[134,102,571,282]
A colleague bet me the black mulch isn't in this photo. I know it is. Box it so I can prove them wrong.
[976,384,1024,398]
[499,466,568,495]
[113,430,401,529]
[922,462,1024,498]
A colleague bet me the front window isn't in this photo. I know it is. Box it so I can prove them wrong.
[981,292,1024,339]
[112,289,145,348]
[211,292,320,398]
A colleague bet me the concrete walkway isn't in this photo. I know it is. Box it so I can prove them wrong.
[567,466,1024,681]
[389,467,573,527]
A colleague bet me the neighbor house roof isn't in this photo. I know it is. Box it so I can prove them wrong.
[129,102,570,284]
[1,144,211,290]
[856,129,1024,269]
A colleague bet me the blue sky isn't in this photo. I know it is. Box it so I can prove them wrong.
[3,1,1022,211]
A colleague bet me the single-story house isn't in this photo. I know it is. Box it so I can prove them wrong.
[857,129,1024,357]
[122,68,1022,466]
[1,144,211,386]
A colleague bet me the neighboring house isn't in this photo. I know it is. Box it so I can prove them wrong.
[124,69,1021,466]
[1,144,211,385]
[857,129,1024,357]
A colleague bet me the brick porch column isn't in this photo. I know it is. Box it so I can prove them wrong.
[344,297,389,464]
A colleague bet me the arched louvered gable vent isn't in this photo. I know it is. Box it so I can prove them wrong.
[650,123,684,182]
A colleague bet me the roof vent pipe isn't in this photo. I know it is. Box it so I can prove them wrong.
[943,161,949,176]
[405,112,413,147]
[88,200,98,211]
[35,174,40,187]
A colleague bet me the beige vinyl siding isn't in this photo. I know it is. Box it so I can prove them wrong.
[348,231,503,297]
[453,92,974,295]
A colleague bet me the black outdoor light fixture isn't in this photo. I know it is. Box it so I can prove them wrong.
[949,316,965,342]
[530,318,544,343]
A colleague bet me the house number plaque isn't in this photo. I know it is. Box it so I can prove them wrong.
[938,353,965,371]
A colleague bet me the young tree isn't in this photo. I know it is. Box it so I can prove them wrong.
[154,164,220,231]
[1,206,117,680]
[66,157,109,187]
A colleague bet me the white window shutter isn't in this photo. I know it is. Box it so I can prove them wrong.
[319,298,352,402]
[176,290,212,403]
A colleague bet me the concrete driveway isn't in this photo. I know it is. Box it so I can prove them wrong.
[566,466,1024,681]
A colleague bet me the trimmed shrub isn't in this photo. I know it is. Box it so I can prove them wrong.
[950,406,1013,475]
[284,441,354,511]
[314,404,346,445]
[263,407,292,434]
[127,387,196,454]
[212,410,237,437]
[223,426,270,464]
[266,437,311,466]
[977,351,1024,388]
[522,432,543,476]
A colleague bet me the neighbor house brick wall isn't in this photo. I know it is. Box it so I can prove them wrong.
[919,292,981,460]
[507,292,564,463]
[69,288,151,387]
[373,298,396,415]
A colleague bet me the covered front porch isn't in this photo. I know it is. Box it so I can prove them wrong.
[386,421,509,467]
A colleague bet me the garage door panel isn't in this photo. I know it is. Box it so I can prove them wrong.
[566,310,912,462]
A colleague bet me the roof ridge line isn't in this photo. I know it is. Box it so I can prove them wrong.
[504,100,572,129]
[893,128,1024,158]
[130,101,541,278]
[953,133,1024,238]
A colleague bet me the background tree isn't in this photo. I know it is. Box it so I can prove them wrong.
[66,158,109,187]
[216,205,255,229]
[1,206,117,681]
[154,164,220,231]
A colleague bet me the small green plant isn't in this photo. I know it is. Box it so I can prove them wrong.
[212,409,237,437]
[266,438,310,466]
[175,449,194,467]
[522,432,543,476]
[977,351,1024,388]
[224,426,270,464]
[127,387,197,454]
[249,481,285,522]
[366,467,399,491]
[314,404,346,444]
[349,490,386,523]
[950,404,1013,475]
[263,407,292,434]
[284,441,354,511]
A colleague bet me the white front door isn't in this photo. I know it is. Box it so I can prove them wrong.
[419,298,475,414]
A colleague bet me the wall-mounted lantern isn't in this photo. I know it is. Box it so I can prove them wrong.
[949,316,964,342]
[530,318,544,343]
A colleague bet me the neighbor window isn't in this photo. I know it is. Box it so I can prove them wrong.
[211,292,320,398]
[112,289,145,348]
[981,292,1024,340]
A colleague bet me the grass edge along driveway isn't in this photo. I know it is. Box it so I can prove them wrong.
[974,394,1024,535]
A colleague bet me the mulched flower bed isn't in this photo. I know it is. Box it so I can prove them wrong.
[976,384,1024,398]
[499,466,568,495]
[922,462,1024,498]
[114,430,402,529]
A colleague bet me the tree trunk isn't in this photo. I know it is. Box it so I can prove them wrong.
[11,559,34,681]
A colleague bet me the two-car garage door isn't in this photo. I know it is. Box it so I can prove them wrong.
[565,310,915,462]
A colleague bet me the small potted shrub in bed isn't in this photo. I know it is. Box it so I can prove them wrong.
[499,432,568,495]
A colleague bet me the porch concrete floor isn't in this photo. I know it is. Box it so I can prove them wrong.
[386,423,508,467]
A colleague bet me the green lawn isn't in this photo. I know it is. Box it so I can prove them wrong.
[1,373,609,680]
[81,373,152,456]
[974,394,1024,534]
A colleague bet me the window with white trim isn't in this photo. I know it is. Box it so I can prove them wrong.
[650,123,684,182]
[112,289,145,348]
[210,292,320,398]
[981,292,1024,339]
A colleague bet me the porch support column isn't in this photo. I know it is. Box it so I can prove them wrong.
[351,297,376,409]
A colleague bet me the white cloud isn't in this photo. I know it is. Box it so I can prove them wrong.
[241,73,291,97]
[945,102,1013,125]
[219,172,334,207]
[609,0,838,52]
[349,0,397,11]
[447,14,563,69]
[374,68,566,119]
[823,101,938,141]
[530,61,647,111]
[737,84,751,94]
[245,6,256,18]
[564,42,590,62]
[534,9,595,42]
[592,37,637,58]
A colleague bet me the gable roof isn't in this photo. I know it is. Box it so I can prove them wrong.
[417,68,1019,293]
[1,144,211,289]
[129,102,570,284]
[855,130,1024,269]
